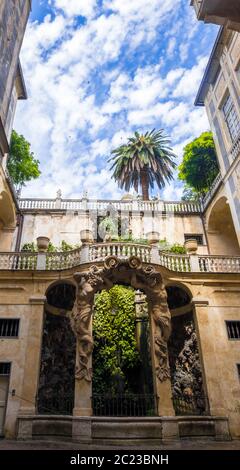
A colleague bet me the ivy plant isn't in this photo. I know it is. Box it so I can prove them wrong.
[92,285,140,395]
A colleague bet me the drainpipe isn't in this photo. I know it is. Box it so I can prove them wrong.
[15,212,24,252]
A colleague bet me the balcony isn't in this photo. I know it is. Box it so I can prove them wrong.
[0,244,239,273]
[191,0,240,30]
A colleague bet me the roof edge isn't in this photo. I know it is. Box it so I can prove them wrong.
[195,26,224,106]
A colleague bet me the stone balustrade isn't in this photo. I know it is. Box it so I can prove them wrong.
[19,198,202,214]
[201,173,222,210]
[89,243,151,263]
[0,245,240,273]
[198,255,240,273]
[230,131,240,162]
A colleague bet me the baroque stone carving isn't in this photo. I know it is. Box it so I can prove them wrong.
[71,256,171,383]
[168,312,205,414]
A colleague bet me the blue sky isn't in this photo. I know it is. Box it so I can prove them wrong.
[15,0,218,200]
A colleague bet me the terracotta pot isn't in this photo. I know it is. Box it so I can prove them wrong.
[36,236,50,252]
[146,231,160,244]
[80,229,93,244]
[184,238,198,254]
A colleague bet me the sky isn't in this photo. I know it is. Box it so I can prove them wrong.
[14,0,219,200]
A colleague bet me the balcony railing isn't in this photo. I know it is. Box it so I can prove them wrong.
[18,197,202,214]
[89,243,151,263]
[202,173,222,210]
[0,245,240,273]
[230,131,240,162]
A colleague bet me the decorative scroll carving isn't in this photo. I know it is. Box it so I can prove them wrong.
[130,262,171,382]
[71,256,171,383]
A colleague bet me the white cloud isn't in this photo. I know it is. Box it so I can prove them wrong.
[14,1,217,200]
[54,0,97,19]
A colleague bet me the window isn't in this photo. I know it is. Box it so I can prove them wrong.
[0,319,19,338]
[226,321,240,340]
[222,94,240,142]
[184,234,204,245]
[0,363,11,375]
[237,364,240,381]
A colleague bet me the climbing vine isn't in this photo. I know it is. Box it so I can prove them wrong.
[92,285,140,395]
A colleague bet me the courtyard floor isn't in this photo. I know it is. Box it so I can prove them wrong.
[0,438,240,450]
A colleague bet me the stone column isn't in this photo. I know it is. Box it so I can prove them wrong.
[18,295,46,415]
[148,307,175,417]
[192,298,226,416]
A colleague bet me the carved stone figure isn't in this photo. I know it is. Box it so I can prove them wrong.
[71,256,172,383]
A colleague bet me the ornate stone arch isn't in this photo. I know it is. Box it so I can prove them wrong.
[71,256,172,384]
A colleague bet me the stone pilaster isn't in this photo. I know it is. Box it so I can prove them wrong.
[18,295,46,416]
[192,297,227,416]
[148,310,175,417]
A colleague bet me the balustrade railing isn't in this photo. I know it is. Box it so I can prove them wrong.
[159,252,191,272]
[45,248,82,270]
[19,198,201,214]
[0,252,38,270]
[202,173,222,210]
[89,243,151,263]
[198,255,240,273]
[0,246,239,273]
[230,131,240,162]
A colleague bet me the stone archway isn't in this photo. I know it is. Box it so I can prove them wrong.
[37,281,76,415]
[71,256,175,417]
[207,196,240,255]
[166,285,207,416]
[0,190,16,251]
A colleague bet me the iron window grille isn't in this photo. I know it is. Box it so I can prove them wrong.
[222,94,240,142]
[184,234,204,245]
[226,321,240,340]
[0,363,11,375]
[0,319,20,338]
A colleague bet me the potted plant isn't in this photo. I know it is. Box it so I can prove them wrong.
[36,236,50,252]
[184,238,198,254]
[80,229,93,244]
[146,231,160,244]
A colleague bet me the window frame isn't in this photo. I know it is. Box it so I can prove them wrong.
[225,320,240,340]
[0,362,11,376]
[0,318,20,339]
[222,93,240,143]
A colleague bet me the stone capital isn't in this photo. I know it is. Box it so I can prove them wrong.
[192,297,209,307]
[29,295,46,305]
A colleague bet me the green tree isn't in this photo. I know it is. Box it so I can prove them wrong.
[7,130,41,191]
[109,130,176,200]
[178,132,219,199]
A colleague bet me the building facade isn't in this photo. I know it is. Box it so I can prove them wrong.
[0,2,239,444]
[0,0,30,251]
[191,0,240,32]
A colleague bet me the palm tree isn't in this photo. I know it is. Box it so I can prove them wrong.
[108,130,176,200]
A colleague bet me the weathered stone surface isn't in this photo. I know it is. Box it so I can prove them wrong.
[169,312,205,415]
[0,1,30,126]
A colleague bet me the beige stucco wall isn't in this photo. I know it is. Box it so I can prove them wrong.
[20,210,208,254]
[193,286,240,437]
[0,268,239,438]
